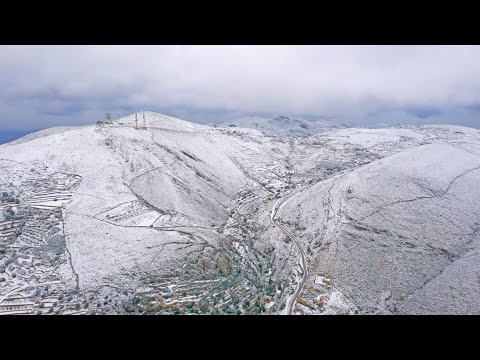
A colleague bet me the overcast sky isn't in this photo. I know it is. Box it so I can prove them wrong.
[1,45,480,131]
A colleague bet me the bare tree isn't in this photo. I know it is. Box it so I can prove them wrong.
[135,114,138,129]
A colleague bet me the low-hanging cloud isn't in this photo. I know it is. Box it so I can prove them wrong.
[1,45,480,130]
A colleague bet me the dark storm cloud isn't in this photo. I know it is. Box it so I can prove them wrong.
[1,45,480,130]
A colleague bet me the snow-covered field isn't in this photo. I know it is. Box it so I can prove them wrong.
[1,111,480,314]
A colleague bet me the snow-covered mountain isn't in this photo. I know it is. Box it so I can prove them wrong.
[215,115,346,137]
[277,127,480,314]
[1,112,480,315]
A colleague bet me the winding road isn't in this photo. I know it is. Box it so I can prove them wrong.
[270,196,308,315]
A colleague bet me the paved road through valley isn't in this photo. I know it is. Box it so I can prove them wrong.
[270,196,308,315]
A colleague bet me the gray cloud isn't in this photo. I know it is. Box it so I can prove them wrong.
[1,45,480,130]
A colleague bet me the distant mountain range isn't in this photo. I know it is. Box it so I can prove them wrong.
[1,115,345,146]
[0,130,36,145]
[213,115,348,137]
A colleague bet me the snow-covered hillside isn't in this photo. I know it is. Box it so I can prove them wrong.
[216,115,346,137]
[276,125,480,314]
[1,111,479,315]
